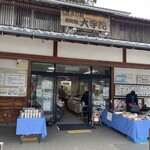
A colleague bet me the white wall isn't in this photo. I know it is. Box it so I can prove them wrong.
[58,42,123,62]
[0,35,53,56]
[114,67,150,84]
[127,49,150,64]
[0,59,17,68]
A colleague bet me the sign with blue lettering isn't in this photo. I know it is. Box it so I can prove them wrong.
[114,73,134,83]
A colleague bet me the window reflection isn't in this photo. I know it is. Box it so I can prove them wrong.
[92,67,110,75]
[56,64,90,74]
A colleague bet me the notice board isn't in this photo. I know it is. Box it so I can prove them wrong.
[115,84,150,97]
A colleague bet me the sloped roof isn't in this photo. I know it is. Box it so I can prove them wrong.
[1,25,150,51]
[31,0,150,22]
[33,0,131,16]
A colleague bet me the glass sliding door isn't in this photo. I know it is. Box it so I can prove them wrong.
[31,75,54,123]
[91,66,111,124]
[30,62,111,124]
[92,66,110,110]
[31,62,55,123]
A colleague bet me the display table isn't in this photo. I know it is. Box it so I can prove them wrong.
[16,115,47,143]
[68,98,82,114]
[102,110,150,143]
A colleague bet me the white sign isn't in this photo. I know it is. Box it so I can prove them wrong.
[36,89,42,97]
[0,88,8,96]
[114,73,134,83]
[0,88,18,96]
[0,73,4,86]
[137,75,150,84]
[8,88,18,96]
[115,84,150,96]
[103,87,109,96]
[5,74,26,86]
[43,100,51,111]
[18,87,26,96]
[107,112,112,121]
[42,80,53,89]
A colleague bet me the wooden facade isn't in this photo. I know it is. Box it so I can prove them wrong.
[0,0,150,124]
[1,0,150,43]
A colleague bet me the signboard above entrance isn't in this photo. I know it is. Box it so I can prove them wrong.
[61,10,110,32]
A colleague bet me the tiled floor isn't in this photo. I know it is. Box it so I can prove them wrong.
[0,109,149,150]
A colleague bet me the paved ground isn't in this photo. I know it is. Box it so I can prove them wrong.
[0,124,149,150]
[0,109,149,150]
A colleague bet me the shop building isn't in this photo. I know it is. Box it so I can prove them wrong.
[0,0,150,124]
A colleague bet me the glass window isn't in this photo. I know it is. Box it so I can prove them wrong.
[31,62,54,72]
[56,64,90,74]
[92,67,110,75]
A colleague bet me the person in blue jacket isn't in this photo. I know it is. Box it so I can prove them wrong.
[125,91,138,111]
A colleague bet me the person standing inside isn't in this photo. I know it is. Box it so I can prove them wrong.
[125,90,138,111]
[58,86,66,106]
[81,91,89,116]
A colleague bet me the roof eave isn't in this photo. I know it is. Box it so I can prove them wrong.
[0,25,150,51]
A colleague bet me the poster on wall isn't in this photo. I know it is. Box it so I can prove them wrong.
[115,84,150,96]
[0,73,4,86]
[36,89,42,97]
[0,88,19,96]
[0,88,8,96]
[43,91,53,100]
[137,75,150,84]
[8,88,18,96]
[42,80,53,89]
[0,67,27,97]
[103,87,109,96]
[18,87,26,96]
[43,100,51,111]
[114,73,134,84]
[5,74,26,86]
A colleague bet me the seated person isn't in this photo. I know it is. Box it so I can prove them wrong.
[125,91,138,112]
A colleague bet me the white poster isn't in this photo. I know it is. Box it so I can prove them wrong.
[103,87,109,96]
[5,74,26,86]
[115,84,150,96]
[0,73,4,86]
[107,112,112,121]
[0,88,8,96]
[114,73,134,84]
[8,88,18,96]
[0,88,18,96]
[18,87,26,96]
[36,89,42,97]
[43,100,51,111]
[137,75,150,84]
[43,91,52,100]
[42,80,53,89]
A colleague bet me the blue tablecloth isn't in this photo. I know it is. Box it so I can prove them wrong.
[102,110,150,142]
[16,116,47,139]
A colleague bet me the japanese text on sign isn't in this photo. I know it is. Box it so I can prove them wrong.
[61,10,110,32]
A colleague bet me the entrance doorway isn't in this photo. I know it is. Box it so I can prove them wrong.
[30,62,111,125]
[56,76,90,124]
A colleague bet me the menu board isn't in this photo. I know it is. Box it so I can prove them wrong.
[115,84,150,96]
